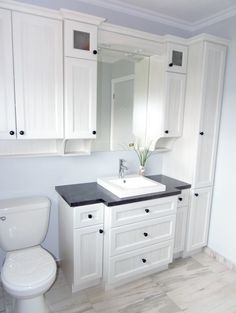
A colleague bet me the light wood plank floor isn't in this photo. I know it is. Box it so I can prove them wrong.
[2,252,236,313]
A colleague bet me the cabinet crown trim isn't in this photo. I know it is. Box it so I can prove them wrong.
[61,9,106,25]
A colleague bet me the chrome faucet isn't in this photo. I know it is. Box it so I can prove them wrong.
[119,159,128,179]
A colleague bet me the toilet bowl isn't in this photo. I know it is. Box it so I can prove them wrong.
[0,197,57,313]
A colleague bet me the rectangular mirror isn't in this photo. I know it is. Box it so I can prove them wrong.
[92,47,150,152]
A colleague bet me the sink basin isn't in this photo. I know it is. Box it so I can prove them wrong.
[97,175,166,198]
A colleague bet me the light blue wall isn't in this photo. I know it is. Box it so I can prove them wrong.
[0,151,162,264]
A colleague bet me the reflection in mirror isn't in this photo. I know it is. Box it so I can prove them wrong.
[92,48,150,152]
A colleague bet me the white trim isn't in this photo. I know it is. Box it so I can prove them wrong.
[187,33,230,46]
[191,5,236,31]
[0,0,62,19]
[75,0,236,32]
[60,8,105,25]
[76,0,192,31]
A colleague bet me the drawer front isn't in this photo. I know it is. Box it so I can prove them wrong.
[110,215,176,256]
[177,189,189,207]
[111,197,177,227]
[74,203,103,228]
[108,241,173,285]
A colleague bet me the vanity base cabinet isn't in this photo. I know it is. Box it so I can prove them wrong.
[186,187,213,252]
[103,197,177,289]
[58,197,104,292]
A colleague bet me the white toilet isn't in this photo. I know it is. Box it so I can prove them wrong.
[0,197,57,313]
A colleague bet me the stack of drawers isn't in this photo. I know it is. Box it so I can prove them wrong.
[104,196,177,287]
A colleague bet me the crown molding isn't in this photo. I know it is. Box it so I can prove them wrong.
[76,0,236,32]
[190,5,236,31]
[61,9,105,25]
[76,0,192,31]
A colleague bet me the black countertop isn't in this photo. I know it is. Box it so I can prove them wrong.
[55,175,191,207]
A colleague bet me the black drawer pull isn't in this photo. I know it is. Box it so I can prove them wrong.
[93,50,98,55]
[165,130,169,134]
[143,232,148,237]
[169,63,173,67]
[142,258,147,263]
[99,229,103,234]
[194,193,199,197]
[9,130,15,135]
[145,209,150,213]
[88,214,93,219]
[178,197,183,201]
[199,132,204,135]
[19,130,24,135]
[92,130,96,135]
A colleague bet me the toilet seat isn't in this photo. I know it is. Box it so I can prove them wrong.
[1,246,56,298]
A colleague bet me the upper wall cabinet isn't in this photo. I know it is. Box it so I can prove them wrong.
[0,9,16,140]
[12,12,63,139]
[65,58,97,139]
[64,20,98,60]
[166,43,188,74]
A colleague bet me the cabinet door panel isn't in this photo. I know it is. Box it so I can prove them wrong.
[0,9,16,139]
[186,187,212,252]
[12,12,63,139]
[74,225,103,286]
[64,20,97,60]
[194,43,226,188]
[163,72,186,137]
[65,58,97,139]
[174,206,188,254]
[166,43,188,74]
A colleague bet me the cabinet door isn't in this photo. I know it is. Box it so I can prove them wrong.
[74,225,103,287]
[186,187,212,252]
[0,9,16,139]
[12,12,63,139]
[163,72,186,137]
[194,43,226,188]
[166,43,188,74]
[64,20,97,60]
[174,206,188,254]
[65,58,97,139]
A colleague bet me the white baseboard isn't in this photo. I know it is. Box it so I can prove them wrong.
[204,247,236,272]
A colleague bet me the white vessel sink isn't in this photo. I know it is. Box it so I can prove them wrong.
[97,175,166,198]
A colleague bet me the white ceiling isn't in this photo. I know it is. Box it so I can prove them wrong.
[79,0,236,31]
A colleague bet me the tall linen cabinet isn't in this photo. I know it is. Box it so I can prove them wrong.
[163,39,227,253]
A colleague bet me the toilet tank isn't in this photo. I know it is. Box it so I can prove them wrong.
[0,197,50,251]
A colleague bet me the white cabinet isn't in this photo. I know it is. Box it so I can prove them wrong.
[65,58,97,139]
[12,12,63,139]
[163,40,227,253]
[174,190,189,254]
[104,196,177,288]
[0,9,16,140]
[74,225,103,287]
[146,54,187,149]
[166,43,188,74]
[163,72,186,137]
[64,20,98,60]
[186,187,212,252]
[59,199,104,292]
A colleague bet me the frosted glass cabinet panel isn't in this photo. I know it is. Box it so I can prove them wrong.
[0,9,16,139]
[12,12,63,139]
[166,43,188,74]
[64,20,98,60]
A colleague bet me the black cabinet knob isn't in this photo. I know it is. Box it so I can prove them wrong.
[142,258,147,263]
[88,214,93,219]
[19,130,24,135]
[143,232,148,237]
[9,130,15,136]
[178,197,183,201]
[145,209,150,213]
[99,229,104,234]
[199,132,204,135]
[92,130,96,135]
[169,63,173,67]
[194,193,199,197]
[93,50,98,55]
[165,130,169,134]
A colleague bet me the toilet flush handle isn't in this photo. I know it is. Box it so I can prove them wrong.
[0,216,6,221]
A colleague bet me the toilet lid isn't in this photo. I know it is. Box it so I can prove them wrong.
[2,246,56,289]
